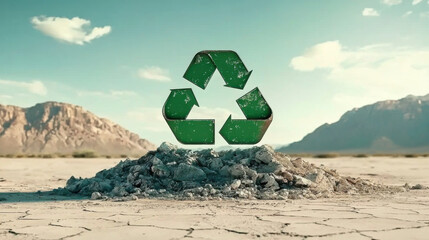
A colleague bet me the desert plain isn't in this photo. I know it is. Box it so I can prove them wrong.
[0,156,428,240]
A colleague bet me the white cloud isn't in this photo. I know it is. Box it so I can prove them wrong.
[0,79,47,95]
[138,66,171,82]
[381,0,402,5]
[291,41,429,107]
[290,41,344,71]
[31,16,111,45]
[412,0,423,5]
[403,11,413,17]
[362,8,380,17]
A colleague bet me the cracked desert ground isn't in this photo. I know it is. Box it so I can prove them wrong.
[1,156,429,240]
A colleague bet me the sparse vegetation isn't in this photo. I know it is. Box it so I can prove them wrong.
[404,154,419,158]
[313,153,339,158]
[72,151,98,158]
[288,153,313,158]
[353,154,369,158]
[120,154,128,158]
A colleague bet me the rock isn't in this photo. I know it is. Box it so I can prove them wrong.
[305,169,324,183]
[151,164,171,178]
[157,142,177,153]
[208,158,223,170]
[294,175,313,187]
[278,170,294,181]
[241,179,253,186]
[230,179,241,190]
[228,164,246,178]
[239,158,252,166]
[219,166,230,177]
[278,189,289,197]
[244,168,258,182]
[145,189,158,195]
[150,156,163,166]
[260,174,280,190]
[257,162,283,173]
[334,179,352,193]
[59,143,400,201]
[411,184,425,190]
[173,163,207,182]
[91,192,102,200]
[111,186,128,197]
[291,158,304,168]
[201,167,217,175]
[237,189,251,198]
[255,145,276,164]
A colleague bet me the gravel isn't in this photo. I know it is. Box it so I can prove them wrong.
[56,142,404,201]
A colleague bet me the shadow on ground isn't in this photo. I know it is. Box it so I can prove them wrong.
[0,191,86,203]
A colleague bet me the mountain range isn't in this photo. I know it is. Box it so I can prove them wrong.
[278,94,429,154]
[0,102,155,155]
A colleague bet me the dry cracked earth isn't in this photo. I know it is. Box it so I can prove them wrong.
[1,157,429,240]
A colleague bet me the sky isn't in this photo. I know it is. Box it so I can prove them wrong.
[1,0,429,148]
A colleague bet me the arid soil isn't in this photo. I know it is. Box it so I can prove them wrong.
[1,156,429,240]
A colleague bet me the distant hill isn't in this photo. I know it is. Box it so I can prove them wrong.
[0,102,155,155]
[278,94,429,154]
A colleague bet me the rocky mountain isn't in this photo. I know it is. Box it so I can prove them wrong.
[278,94,429,154]
[0,102,155,155]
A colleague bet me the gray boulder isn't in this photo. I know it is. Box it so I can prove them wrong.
[157,142,177,153]
[230,179,241,190]
[173,163,207,182]
[228,164,246,178]
[259,174,280,190]
[294,175,313,187]
[255,145,276,164]
[151,164,171,178]
[208,158,224,170]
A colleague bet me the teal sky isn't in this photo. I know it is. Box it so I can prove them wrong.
[2,0,429,147]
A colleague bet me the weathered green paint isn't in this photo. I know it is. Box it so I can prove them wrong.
[183,50,252,90]
[164,50,272,145]
[219,115,271,144]
[164,89,199,119]
[167,120,215,144]
[236,87,272,119]
[219,88,273,144]
[163,88,215,144]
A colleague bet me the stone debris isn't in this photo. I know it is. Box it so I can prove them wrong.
[404,183,428,190]
[57,142,403,201]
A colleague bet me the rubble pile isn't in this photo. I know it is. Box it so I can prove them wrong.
[58,142,402,201]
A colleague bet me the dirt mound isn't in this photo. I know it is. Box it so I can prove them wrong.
[58,142,403,201]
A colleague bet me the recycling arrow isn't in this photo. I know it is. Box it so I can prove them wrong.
[164,50,272,145]
[163,88,215,144]
[183,50,252,90]
[219,87,272,144]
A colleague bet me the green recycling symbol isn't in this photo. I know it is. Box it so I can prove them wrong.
[163,50,273,144]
